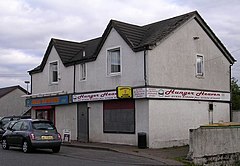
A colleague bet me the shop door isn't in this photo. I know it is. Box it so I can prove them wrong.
[77,103,89,142]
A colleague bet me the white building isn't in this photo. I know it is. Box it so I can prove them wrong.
[26,11,235,148]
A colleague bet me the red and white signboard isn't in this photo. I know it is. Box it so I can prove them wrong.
[73,88,230,102]
[73,91,117,102]
[133,88,230,101]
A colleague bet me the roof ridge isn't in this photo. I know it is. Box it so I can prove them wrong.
[29,10,235,74]
[52,38,81,44]
[67,37,102,63]
[142,11,197,28]
[111,19,141,27]
[137,11,197,48]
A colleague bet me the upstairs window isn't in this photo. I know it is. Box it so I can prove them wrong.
[107,47,121,75]
[196,55,204,77]
[80,63,86,81]
[49,61,58,83]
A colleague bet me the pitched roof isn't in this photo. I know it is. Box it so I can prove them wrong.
[107,11,196,51]
[30,37,102,73]
[0,86,27,99]
[29,11,235,74]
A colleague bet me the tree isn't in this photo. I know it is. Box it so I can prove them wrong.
[231,77,240,110]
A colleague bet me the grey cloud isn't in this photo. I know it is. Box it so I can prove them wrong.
[0,0,240,88]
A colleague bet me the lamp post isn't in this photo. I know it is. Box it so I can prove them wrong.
[24,81,30,95]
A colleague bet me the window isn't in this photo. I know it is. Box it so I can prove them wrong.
[12,121,23,131]
[49,61,58,83]
[107,48,121,75]
[196,55,204,76]
[80,63,86,81]
[36,110,55,124]
[103,100,135,133]
[21,122,29,131]
[32,122,55,130]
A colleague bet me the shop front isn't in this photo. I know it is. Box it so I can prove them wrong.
[71,87,231,148]
[26,95,69,124]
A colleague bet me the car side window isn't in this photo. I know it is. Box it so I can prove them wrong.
[11,122,23,131]
[21,122,29,131]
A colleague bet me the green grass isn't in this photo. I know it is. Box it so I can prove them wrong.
[175,156,195,166]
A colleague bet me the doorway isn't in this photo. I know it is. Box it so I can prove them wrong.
[77,103,89,142]
[35,108,55,124]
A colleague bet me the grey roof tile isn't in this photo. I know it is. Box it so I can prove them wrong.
[29,11,235,74]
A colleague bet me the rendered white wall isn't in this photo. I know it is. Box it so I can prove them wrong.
[148,100,229,148]
[75,28,145,93]
[88,101,136,145]
[135,99,149,146]
[148,19,230,91]
[0,88,27,117]
[55,104,77,140]
[31,46,74,94]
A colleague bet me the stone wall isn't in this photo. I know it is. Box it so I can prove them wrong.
[188,125,240,165]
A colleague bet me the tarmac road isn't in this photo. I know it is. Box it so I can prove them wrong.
[0,145,165,166]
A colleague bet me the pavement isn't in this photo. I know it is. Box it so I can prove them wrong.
[62,141,190,165]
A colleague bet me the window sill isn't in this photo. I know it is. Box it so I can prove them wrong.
[49,82,59,85]
[108,72,121,77]
[196,75,204,79]
[103,131,135,134]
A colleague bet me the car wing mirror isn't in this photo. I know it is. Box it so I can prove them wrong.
[7,126,13,131]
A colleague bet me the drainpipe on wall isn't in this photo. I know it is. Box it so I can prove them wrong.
[30,74,33,94]
[144,49,148,87]
[230,64,232,122]
[73,63,76,93]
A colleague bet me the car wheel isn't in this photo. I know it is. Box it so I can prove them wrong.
[2,138,9,150]
[52,146,60,153]
[22,140,32,153]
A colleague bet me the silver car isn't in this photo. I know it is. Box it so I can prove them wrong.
[2,119,62,153]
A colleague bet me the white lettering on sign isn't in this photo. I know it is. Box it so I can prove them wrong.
[73,91,117,102]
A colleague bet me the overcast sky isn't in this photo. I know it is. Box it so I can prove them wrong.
[0,0,240,91]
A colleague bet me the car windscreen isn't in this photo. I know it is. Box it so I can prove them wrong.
[1,118,11,126]
[32,122,56,130]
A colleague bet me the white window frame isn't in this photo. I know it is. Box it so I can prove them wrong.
[79,63,87,81]
[196,54,204,77]
[83,51,86,57]
[106,46,122,76]
[49,60,59,84]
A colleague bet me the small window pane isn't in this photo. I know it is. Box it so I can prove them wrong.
[80,63,86,80]
[52,71,58,82]
[107,48,121,75]
[196,55,204,76]
[50,62,58,83]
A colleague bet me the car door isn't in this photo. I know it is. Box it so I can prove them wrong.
[7,121,23,146]
[18,121,30,144]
